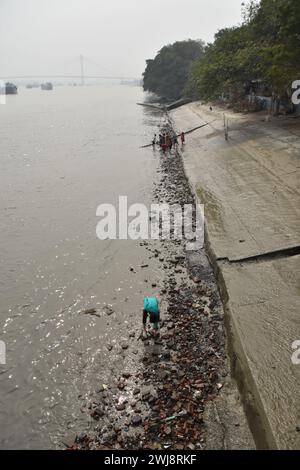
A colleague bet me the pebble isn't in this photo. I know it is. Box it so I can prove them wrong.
[131,415,142,426]
[122,372,131,379]
[116,403,126,411]
[62,432,77,448]
[104,305,114,315]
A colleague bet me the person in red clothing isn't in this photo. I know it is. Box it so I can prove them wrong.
[180,131,185,145]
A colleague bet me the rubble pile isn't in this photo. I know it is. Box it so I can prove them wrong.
[140,280,227,450]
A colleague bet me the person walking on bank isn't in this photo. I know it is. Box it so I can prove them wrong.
[180,131,185,146]
[161,133,167,153]
[166,134,171,150]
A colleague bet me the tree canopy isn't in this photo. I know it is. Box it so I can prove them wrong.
[143,1,300,104]
[143,40,205,101]
[188,0,300,100]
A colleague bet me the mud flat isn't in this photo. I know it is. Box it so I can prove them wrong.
[171,102,300,449]
[68,122,254,450]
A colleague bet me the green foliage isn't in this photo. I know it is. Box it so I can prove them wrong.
[143,40,205,101]
[187,26,256,100]
[188,0,300,100]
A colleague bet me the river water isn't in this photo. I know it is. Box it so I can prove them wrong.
[0,84,163,449]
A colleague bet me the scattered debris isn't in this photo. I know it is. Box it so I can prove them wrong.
[103,305,114,316]
[62,432,77,448]
[81,308,101,317]
[75,119,228,451]
[131,415,142,426]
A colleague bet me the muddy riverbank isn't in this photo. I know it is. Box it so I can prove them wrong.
[68,118,254,450]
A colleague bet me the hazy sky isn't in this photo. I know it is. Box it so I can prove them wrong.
[0,0,243,79]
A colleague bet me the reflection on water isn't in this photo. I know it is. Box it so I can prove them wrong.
[0,85,163,448]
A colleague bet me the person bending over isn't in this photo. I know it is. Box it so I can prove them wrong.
[142,297,160,339]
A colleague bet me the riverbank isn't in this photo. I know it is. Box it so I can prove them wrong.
[69,119,254,450]
[170,102,300,449]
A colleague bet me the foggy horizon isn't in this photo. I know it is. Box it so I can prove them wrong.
[0,0,243,79]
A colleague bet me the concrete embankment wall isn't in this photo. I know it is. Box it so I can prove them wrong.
[170,102,300,450]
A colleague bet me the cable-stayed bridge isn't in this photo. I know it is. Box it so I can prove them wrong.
[3,55,139,83]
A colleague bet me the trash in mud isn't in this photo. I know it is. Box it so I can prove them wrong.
[80,308,101,317]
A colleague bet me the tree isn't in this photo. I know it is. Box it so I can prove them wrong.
[188,0,300,103]
[252,0,300,95]
[143,40,205,101]
[187,26,255,100]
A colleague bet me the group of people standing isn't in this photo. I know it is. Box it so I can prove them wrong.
[152,131,185,152]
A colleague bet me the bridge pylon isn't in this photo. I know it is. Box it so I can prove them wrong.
[80,54,85,86]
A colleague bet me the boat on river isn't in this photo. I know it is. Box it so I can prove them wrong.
[1,82,18,95]
[41,82,53,90]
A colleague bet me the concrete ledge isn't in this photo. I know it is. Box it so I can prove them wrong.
[171,103,300,449]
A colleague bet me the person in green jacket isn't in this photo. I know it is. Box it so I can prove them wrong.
[142,297,160,338]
